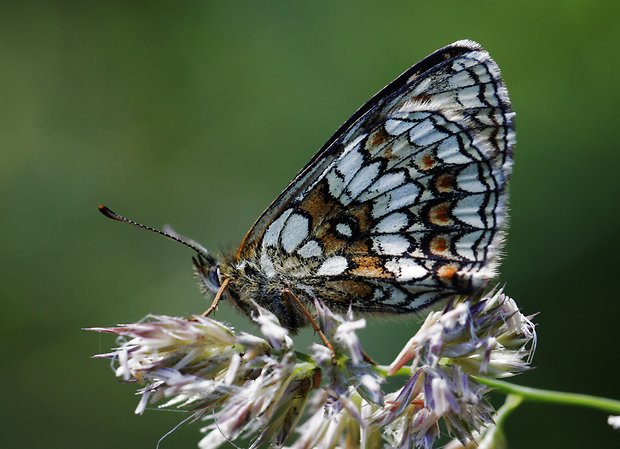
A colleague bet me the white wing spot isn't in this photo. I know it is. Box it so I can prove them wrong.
[326,169,346,198]
[280,213,309,253]
[297,240,323,258]
[335,223,353,237]
[385,258,428,281]
[374,212,409,233]
[316,256,348,276]
[337,144,364,182]
[372,183,420,218]
[263,209,293,248]
[372,234,411,255]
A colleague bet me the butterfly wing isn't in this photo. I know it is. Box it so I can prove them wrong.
[237,40,515,314]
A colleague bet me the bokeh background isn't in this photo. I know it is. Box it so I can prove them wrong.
[2,1,619,448]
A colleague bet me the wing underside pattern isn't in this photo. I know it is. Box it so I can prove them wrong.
[238,40,515,313]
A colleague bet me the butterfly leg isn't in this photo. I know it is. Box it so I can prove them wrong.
[281,288,336,363]
[202,278,230,317]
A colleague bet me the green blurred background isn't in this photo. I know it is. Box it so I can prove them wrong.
[2,1,619,448]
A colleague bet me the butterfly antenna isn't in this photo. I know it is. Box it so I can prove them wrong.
[98,205,211,259]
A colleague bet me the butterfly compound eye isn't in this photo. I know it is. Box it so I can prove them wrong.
[208,266,222,290]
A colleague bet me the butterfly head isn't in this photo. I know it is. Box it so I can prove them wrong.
[193,253,224,294]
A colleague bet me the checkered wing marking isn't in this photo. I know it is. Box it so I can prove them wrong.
[238,40,515,314]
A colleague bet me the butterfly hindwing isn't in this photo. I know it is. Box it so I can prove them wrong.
[236,40,515,314]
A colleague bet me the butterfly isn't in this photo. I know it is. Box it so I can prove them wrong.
[100,40,515,335]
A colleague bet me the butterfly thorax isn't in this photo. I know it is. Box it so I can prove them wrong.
[219,256,317,332]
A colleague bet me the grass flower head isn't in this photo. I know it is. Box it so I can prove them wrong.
[90,288,536,448]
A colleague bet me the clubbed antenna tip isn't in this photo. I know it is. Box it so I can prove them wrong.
[97,204,211,259]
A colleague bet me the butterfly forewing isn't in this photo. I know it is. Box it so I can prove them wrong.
[236,40,515,314]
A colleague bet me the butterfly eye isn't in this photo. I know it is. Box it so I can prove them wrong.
[208,266,221,290]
